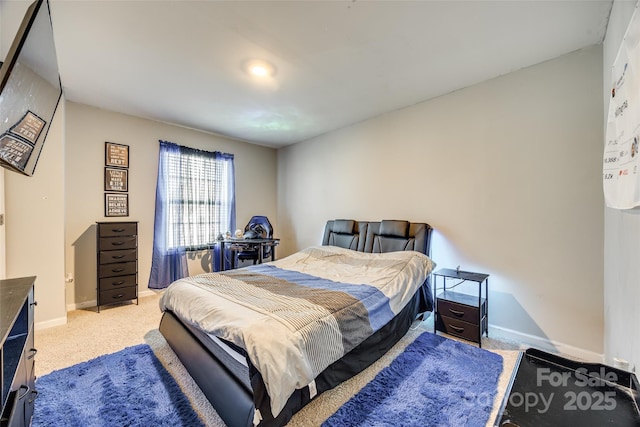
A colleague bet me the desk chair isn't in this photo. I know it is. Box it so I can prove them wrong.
[237,216,273,265]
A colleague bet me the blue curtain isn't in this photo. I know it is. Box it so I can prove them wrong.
[213,151,236,272]
[149,141,236,289]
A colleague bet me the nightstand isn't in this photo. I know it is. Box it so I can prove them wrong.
[434,268,489,347]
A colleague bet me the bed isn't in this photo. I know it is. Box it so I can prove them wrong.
[158,219,434,427]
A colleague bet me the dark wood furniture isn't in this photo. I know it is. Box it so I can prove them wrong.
[0,276,37,427]
[495,348,640,426]
[159,219,433,427]
[434,268,489,347]
[219,238,280,270]
[96,221,138,312]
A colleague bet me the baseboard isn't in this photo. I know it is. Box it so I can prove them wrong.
[35,316,67,330]
[66,289,159,312]
[67,299,97,311]
[488,324,604,363]
[139,289,158,298]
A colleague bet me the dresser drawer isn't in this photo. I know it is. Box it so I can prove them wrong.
[98,222,137,238]
[437,298,479,325]
[99,249,137,264]
[99,236,137,251]
[99,261,137,278]
[99,274,137,291]
[99,286,137,305]
[436,315,479,343]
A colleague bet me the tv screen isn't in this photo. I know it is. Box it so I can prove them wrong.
[0,0,62,176]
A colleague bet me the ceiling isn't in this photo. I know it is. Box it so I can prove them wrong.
[47,0,613,148]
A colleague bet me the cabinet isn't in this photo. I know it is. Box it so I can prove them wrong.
[0,276,37,427]
[434,268,489,347]
[96,221,138,311]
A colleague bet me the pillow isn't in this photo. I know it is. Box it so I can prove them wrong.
[333,219,355,235]
[379,220,409,238]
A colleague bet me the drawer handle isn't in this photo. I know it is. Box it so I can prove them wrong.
[112,255,126,259]
[112,281,125,286]
[111,241,126,246]
[449,324,465,333]
[28,348,37,360]
[111,268,125,273]
[112,293,125,299]
[448,308,465,317]
[112,228,126,232]
[18,385,30,400]
[29,389,39,404]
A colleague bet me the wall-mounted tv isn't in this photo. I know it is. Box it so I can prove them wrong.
[0,0,62,176]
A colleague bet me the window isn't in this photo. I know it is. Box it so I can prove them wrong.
[160,141,235,250]
[150,141,236,288]
[164,149,230,249]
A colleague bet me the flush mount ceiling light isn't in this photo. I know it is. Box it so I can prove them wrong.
[245,59,275,78]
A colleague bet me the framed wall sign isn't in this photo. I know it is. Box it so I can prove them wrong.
[105,193,129,217]
[105,167,128,192]
[0,133,33,170]
[9,110,46,146]
[105,142,129,168]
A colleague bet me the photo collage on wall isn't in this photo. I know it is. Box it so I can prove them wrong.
[104,142,129,217]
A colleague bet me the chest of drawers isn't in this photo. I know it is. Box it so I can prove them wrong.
[0,276,37,427]
[96,222,138,312]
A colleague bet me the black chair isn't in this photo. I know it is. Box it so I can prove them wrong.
[237,216,273,265]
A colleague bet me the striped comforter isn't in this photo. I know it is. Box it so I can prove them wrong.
[159,245,434,418]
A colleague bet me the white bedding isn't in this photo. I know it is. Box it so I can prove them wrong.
[159,245,434,418]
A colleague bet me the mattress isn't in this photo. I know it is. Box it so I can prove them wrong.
[184,321,252,392]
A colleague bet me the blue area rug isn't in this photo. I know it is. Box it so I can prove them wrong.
[32,344,204,427]
[323,332,503,427]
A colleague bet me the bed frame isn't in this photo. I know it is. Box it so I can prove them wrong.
[159,219,433,427]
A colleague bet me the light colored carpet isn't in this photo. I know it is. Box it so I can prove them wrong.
[35,294,521,426]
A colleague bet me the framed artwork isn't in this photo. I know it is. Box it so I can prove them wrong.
[105,167,128,192]
[105,193,129,217]
[0,133,33,170]
[105,142,129,168]
[9,110,46,146]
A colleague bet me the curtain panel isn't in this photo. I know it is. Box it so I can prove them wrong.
[149,140,236,289]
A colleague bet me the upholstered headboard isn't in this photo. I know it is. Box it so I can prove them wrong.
[322,219,433,256]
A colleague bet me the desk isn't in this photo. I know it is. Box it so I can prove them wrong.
[218,238,280,271]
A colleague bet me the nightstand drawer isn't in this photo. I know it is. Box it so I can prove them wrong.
[99,261,137,278]
[436,315,479,342]
[437,298,479,324]
[99,286,137,304]
[99,249,137,264]
[98,222,137,237]
[99,274,137,291]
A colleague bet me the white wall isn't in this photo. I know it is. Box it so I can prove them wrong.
[278,47,604,359]
[64,102,277,309]
[5,100,66,328]
[2,0,67,328]
[0,169,5,280]
[0,1,4,280]
[603,0,640,373]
